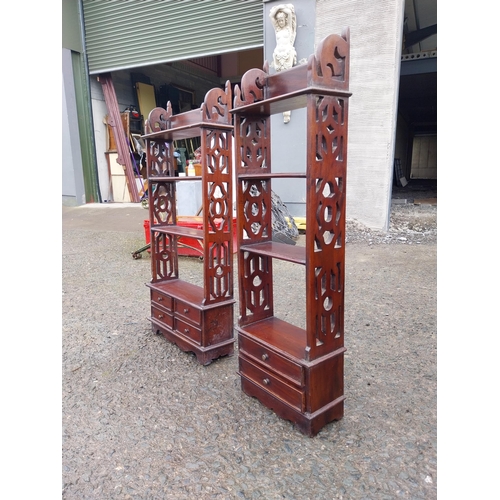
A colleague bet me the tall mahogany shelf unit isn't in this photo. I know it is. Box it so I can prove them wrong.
[232,31,351,436]
[142,82,235,365]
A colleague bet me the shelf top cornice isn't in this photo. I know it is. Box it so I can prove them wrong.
[232,29,350,114]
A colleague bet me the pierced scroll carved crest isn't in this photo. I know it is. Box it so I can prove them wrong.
[202,81,232,124]
[234,68,267,108]
[146,105,172,133]
[310,31,350,90]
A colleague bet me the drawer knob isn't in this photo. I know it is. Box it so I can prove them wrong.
[263,378,270,385]
[262,353,269,361]
[158,296,163,301]
[183,308,189,314]
[158,314,164,319]
[184,328,189,334]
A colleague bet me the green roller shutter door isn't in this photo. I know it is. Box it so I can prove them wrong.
[82,0,264,74]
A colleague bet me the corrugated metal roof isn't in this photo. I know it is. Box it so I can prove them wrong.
[82,0,264,74]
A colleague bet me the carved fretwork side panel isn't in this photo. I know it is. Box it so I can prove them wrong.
[149,179,178,282]
[146,134,176,179]
[237,177,273,325]
[236,117,270,174]
[204,129,231,232]
[206,242,231,301]
[233,113,272,243]
[239,179,271,243]
[239,251,273,326]
[202,128,233,304]
[150,181,176,225]
[233,109,273,324]
[306,94,348,360]
[151,231,177,282]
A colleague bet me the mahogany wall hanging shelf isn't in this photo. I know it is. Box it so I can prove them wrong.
[232,30,351,436]
[143,82,235,365]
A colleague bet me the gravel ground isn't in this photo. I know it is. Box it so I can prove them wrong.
[62,199,437,499]
[346,203,437,246]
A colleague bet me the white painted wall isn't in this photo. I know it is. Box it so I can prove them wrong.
[315,0,405,230]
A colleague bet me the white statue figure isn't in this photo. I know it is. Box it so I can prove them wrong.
[270,4,297,123]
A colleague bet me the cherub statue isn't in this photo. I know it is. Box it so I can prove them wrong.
[269,4,297,123]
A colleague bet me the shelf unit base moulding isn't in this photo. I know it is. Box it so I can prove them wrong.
[147,280,235,366]
[153,321,235,366]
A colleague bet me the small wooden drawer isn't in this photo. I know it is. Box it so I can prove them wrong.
[239,356,305,411]
[151,290,173,312]
[174,299,201,325]
[238,334,304,386]
[151,306,174,329]
[175,317,201,344]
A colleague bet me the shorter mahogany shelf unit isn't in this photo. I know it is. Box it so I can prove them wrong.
[142,82,235,365]
[232,30,351,436]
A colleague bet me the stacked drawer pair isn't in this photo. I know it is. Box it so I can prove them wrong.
[238,331,305,412]
[149,284,201,345]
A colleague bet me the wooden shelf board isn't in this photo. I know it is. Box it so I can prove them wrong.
[239,241,306,264]
[148,176,202,182]
[142,123,233,142]
[147,279,235,309]
[147,279,204,304]
[238,172,306,179]
[231,87,351,116]
[152,225,204,239]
